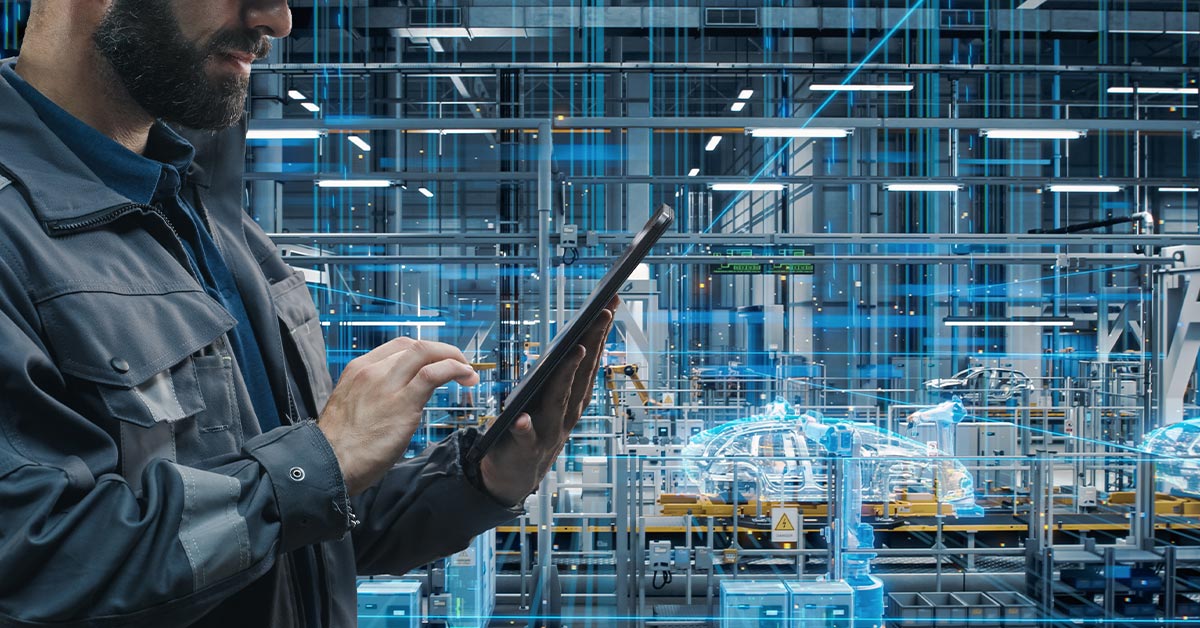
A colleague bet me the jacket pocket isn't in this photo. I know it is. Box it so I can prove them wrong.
[268,271,333,415]
[36,287,242,486]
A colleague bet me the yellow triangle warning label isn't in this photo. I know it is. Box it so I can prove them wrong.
[774,513,795,532]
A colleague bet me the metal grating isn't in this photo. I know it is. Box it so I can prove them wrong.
[409,7,463,27]
[704,8,758,27]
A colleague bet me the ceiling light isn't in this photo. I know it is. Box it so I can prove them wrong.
[688,168,700,177]
[705,136,723,151]
[749,128,852,138]
[347,135,372,151]
[300,102,321,113]
[810,84,914,92]
[710,183,786,192]
[429,38,445,53]
[246,129,322,140]
[885,183,962,192]
[981,129,1085,140]
[1016,0,1048,8]
[321,320,447,328]
[317,180,391,188]
[418,187,435,198]
[287,90,307,101]
[1107,86,1199,95]
[738,89,754,99]
[409,129,498,135]
[730,101,747,112]
[1048,184,1123,193]
[1159,187,1200,193]
[944,316,1074,327]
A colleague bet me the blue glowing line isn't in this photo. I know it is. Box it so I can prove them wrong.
[308,283,445,314]
[929,263,1142,299]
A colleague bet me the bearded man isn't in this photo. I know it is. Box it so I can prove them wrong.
[0,1,611,626]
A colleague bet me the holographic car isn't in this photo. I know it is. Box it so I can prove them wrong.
[681,399,982,515]
[1141,418,1200,496]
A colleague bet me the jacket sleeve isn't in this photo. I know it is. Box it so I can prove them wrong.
[0,253,353,626]
[351,428,522,575]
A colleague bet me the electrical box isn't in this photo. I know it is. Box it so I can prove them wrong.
[721,580,788,627]
[357,580,422,628]
[443,528,496,628]
[785,581,854,628]
[694,548,714,573]
[560,224,579,247]
[649,541,673,571]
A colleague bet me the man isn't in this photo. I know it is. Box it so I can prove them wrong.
[0,0,612,626]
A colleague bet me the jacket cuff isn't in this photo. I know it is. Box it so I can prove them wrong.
[245,421,352,553]
[457,428,528,514]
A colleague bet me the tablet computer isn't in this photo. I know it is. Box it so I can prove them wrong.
[465,204,674,464]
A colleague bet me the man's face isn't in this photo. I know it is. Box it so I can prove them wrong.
[93,0,275,130]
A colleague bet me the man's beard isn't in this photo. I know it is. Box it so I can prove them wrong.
[93,0,271,131]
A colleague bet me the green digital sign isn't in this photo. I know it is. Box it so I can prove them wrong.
[710,247,814,275]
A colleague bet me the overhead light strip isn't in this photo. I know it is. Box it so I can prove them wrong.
[347,135,372,151]
[247,129,322,140]
[810,83,914,92]
[1047,184,1123,193]
[944,316,1074,328]
[730,101,747,112]
[418,187,435,198]
[749,128,852,138]
[885,183,962,192]
[1108,86,1199,95]
[705,136,723,151]
[710,183,786,192]
[1159,187,1200,193]
[317,180,392,188]
[981,129,1085,140]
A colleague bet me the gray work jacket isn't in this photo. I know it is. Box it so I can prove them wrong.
[0,60,519,627]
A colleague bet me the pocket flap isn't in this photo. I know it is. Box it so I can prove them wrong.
[37,288,237,388]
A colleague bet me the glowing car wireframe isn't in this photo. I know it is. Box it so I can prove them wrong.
[923,367,1035,404]
[1141,418,1200,496]
[681,399,982,515]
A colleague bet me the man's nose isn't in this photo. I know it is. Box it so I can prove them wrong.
[243,0,292,39]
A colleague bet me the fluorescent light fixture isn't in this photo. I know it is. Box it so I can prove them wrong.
[246,129,322,140]
[1166,30,1200,35]
[730,101,747,112]
[418,187,435,198]
[749,128,852,138]
[705,135,723,151]
[738,89,754,99]
[810,83,914,92]
[885,183,962,192]
[1107,86,1199,95]
[1159,187,1200,193]
[1016,0,1048,8]
[944,316,1074,328]
[429,38,445,53]
[317,180,391,188]
[287,90,307,101]
[347,135,372,151]
[300,102,321,113]
[1047,184,1123,193]
[408,129,497,135]
[710,183,786,192]
[321,320,447,328]
[981,129,1084,140]
[688,168,700,177]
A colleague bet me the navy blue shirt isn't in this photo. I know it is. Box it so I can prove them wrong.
[4,64,283,431]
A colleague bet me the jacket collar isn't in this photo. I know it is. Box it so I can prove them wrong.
[0,57,248,231]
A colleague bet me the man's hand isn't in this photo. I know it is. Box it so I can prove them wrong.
[479,298,618,506]
[318,337,480,496]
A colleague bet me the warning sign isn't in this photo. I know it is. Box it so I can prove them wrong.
[771,507,799,543]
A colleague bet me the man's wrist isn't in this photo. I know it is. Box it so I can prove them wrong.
[459,431,526,508]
